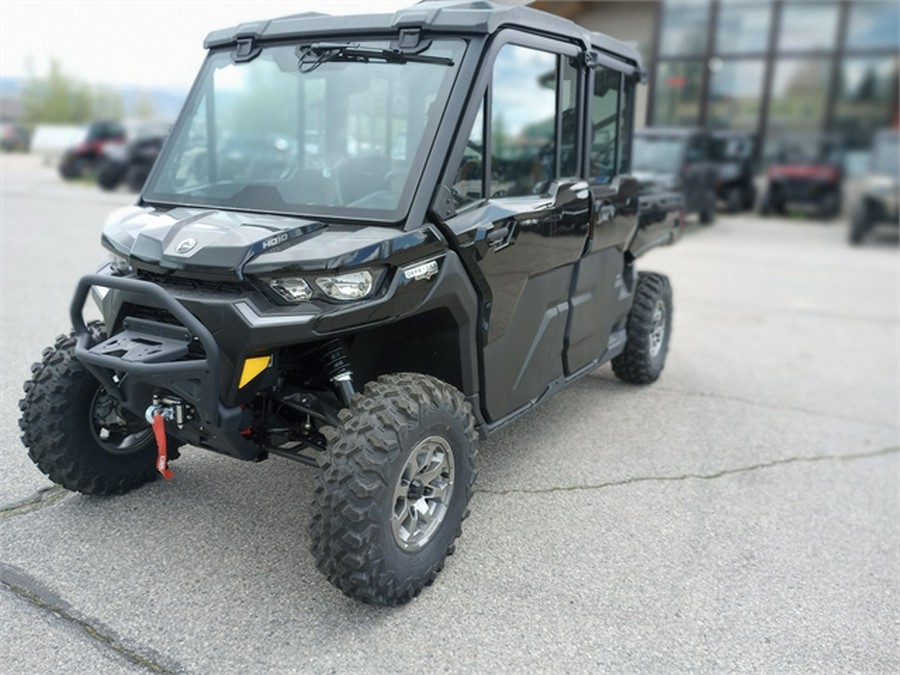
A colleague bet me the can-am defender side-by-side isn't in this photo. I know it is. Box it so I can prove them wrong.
[19,1,681,606]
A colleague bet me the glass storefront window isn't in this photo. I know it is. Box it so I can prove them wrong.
[778,2,839,52]
[767,57,831,134]
[707,59,766,131]
[846,2,900,50]
[833,56,900,149]
[652,61,704,126]
[659,0,709,56]
[716,2,772,55]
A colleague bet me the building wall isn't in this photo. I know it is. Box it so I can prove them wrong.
[535,0,899,167]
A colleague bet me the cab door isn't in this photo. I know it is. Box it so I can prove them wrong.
[443,37,591,422]
[566,59,641,374]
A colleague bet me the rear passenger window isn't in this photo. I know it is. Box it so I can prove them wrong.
[591,67,620,184]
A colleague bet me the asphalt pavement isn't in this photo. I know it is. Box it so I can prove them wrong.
[1,154,897,673]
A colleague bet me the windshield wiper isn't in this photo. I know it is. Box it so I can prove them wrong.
[297,43,454,72]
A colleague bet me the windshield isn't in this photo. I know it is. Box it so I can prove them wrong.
[632,136,684,173]
[771,136,842,165]
[143,40,464,221]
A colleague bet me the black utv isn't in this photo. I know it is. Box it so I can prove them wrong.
[632,127,717,224]
[19,1,680,606]
[710,130,757,213]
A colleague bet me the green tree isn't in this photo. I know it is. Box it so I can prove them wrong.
[20,58,124,126]
[132,91,157,120]
[92,86,124,120]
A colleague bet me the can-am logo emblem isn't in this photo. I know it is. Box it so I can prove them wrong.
[175,238,197,254]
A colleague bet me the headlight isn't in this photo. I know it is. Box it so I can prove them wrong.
[264,269,379,304]
[268,277,313,303]
[316,270,374,301]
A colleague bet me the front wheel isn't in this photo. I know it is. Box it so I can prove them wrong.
[18,323,164,495]
[309,373,477,606]
[612,272,673,385]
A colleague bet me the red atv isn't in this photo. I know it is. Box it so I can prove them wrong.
[760,135,844,219]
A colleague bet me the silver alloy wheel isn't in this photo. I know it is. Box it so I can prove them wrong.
[392,435,455,552]
[649,299,667,358]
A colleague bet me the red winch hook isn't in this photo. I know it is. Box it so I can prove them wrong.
[150,412,174,480]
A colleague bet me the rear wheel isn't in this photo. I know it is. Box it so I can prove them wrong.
[18,323,165,495]
[612,272,673,385]
[849,202,872,244]
[699,189,716,224]
[97,160,124,191]
[726,187,743,214]
[760,190,773,216]
[125,164,151,193]
[818,190,841,220]
[309,373,477,606]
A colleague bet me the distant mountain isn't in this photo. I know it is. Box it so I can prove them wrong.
[0,77,23,96]
[119,85,188,121]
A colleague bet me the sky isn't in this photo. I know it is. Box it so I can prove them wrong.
[0,1,414,90]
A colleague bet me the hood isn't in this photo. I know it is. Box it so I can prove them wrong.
[102,206,438,279]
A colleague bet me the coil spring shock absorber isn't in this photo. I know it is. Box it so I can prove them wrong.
[320,339,355,407]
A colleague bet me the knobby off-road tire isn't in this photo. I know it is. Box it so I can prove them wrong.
[18,322,164,495]
[849,202,872,245]
[699,189,717,225]
[309,373,477,606]
[612,272,673,385]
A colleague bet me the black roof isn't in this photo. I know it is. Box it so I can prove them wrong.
[203,0,641,68]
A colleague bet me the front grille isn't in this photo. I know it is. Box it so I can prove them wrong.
[136,270,248,295]
[126,304,182,326]
[781,179,818,201]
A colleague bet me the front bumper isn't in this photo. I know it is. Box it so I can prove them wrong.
[71,272,258,459]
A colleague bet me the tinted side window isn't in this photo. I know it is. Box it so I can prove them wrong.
[559,56,580,178]
[491,45,557,197]
[451,42,586,210]
[617,78,634,174]
[686,135,705,162]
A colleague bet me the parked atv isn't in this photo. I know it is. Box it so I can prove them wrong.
[19,1,680,606]
[849,128,899,245]
[97,122,170,193]
[760,134,844,219]
[58,120,126,180]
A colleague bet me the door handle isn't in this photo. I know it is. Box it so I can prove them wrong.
[486,226,511,250]
[595,199,616,223]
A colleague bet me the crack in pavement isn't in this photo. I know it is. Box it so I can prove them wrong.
[0,563,185,674]
[574,376,898,430]
[0,485,71,520]
[477,446,899,496]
